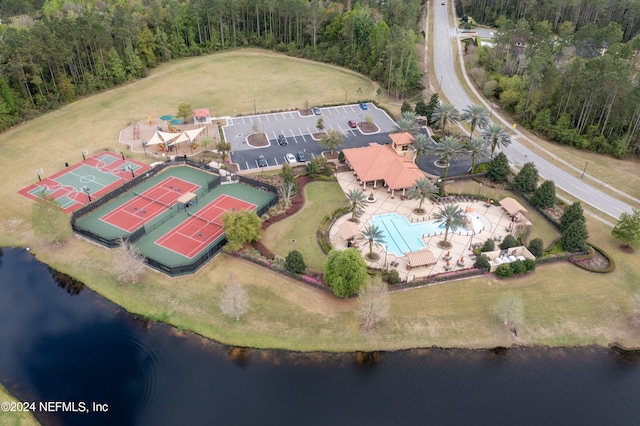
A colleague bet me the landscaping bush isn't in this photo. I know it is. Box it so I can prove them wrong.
[523,258,536,271]
[510,260,527,274]
[337,151,345,163]
[284,250,306,274]
[499,234,518,250]
[384,269,402,285]
[482,238,495,252]
[474,254,491,271]
[495,264,514,277]
[561,218,589,252]
[528,238,544,258]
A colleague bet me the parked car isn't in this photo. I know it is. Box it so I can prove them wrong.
[296,151,307,162]
[348,120,357,128]
[277,134,288,145]
[312,106,321,115]
[359,102,368,110]
[285,153,296,164]
[257,155,268,167]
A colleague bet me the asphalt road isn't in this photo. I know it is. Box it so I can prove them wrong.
[432,1,633,221]
[228,103,397,170]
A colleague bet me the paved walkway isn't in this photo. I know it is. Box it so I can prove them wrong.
[331,172,520,282]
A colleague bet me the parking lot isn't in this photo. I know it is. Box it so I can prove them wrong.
[225,103,398,170]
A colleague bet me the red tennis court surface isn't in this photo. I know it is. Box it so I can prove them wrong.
[18,152,151,213]
[100,177,201,232]
[156,195,256,259]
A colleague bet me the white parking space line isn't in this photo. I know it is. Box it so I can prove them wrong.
[265,115,270,122]
[326,109,334,116]
[246,161,250,169]
[290,129,299,143]
[273,158,279,165]
[289,112,296,119]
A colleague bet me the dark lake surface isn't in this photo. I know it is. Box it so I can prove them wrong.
[1,247,640,426]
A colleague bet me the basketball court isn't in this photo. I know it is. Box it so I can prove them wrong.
[19,152,151,212]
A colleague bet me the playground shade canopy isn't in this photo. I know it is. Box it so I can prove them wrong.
[184,127,205,141]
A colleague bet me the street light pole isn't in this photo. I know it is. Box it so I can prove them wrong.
[581,161,589,178]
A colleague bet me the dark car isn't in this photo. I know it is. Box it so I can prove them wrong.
[348,120,357,128]
[359,102,368,110]
[312,106,321,115]
[277,134,288,145]
[257,155,268,167]
[296,151,306,162]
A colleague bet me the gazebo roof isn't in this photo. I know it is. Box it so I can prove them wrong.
[499,197,528,216]
[405,249,436,267]
[194,108,210,118]
[389,132,415,146]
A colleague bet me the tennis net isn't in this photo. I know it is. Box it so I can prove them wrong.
[133,191,175,209]
[187,211,223,228]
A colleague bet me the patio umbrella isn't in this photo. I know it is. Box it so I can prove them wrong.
[160,114,174,121]
[169,118,184,125]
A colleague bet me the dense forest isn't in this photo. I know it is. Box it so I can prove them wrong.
[0,0,424,133]
[461,0,640,158]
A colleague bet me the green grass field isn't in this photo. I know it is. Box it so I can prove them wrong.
[0,49,639,359]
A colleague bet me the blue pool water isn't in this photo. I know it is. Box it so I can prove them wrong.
[370,213,447,256]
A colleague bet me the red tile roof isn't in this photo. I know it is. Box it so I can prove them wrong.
[389,132,415,146]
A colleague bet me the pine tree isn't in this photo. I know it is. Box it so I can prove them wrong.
[560,202,585,230]
[486,152,511,182]
[562,219,589,252]
[513,162,539,193]
[530,180,556,208]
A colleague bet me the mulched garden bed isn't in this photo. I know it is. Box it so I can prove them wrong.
[358,122,379,133]
[248,133,268,147]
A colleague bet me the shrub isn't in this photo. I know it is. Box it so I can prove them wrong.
[338,151,346,162]
[474,254,491,271]
[510,260,526,274]
[561,218,589,252]
[284,250,306,274]
[528,238,544,258]
[495,264,513,277]
[482,238,495,252]
[523,258,536,271]
[499,234,518,250]
[384,269,402,285]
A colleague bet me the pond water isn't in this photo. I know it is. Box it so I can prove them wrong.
[1,247,640,426]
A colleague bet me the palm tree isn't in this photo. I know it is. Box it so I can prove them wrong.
[408,177,438,212]
[431,102,460,138]
[433,136,467,179]
[412,133,433,163]
[482,122,511,158]
[346,188,367,220]
[461,104,490,139]
[396,111,418,134]
[432,204,467,246]
[358,224,386,260]
[465,137,491,173]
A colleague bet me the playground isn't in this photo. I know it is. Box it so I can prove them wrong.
[74,165,276,274]
[18,152,151,213]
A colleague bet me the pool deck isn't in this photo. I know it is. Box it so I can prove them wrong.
[331,172,522,283]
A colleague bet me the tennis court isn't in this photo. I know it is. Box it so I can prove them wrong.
[156,195,256,259]
[100,177,201,232]
[19,151,151,212]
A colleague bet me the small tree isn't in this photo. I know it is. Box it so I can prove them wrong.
[400,100,413,113]
[513,162,539,193]
[482,238,495,252]
[278,181,296,208]
[280,163,296,184]
[499,234,519,250]
[284,250,306,274]
[176,102,193,122]
[114,238,146,284]
[561,218,589,252]
[474,254,491,271]
[425,93,440,126]
[221,210,262,251]
[431,102,460,138]
[432,204,467,246]
[324,249,368,298]
[346,188,367,220]
[486,152,511,182]
[31,195,71,245]
[466,137,491,173]
[219,273,249,321]
[251,120,262,136]
[482,122,511,158]
[530,180,556,209]
[216,140,232,162]
[358,224,386,260]
[527,238,544,257]
[434,135,467,179]
[319,129,343,155]
[495,292,524,333]
[415,98,428,117]
[200,136,213,150]
[316,116,324,132]
[611,208,640,250]
[357,277,390,332]
[560,202,585,230]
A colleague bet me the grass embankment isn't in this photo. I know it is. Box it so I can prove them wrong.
[261,181,346,271]
[0,385,40,426]
[0,48,639,358]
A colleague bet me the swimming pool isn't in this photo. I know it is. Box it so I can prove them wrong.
[370,213,481,256]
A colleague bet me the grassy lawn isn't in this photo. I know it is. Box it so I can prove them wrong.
[0,385,40,426]
[261,181,346,272]
[1,49,639,352]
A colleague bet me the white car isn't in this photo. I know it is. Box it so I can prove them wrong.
[285,153,296,164]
